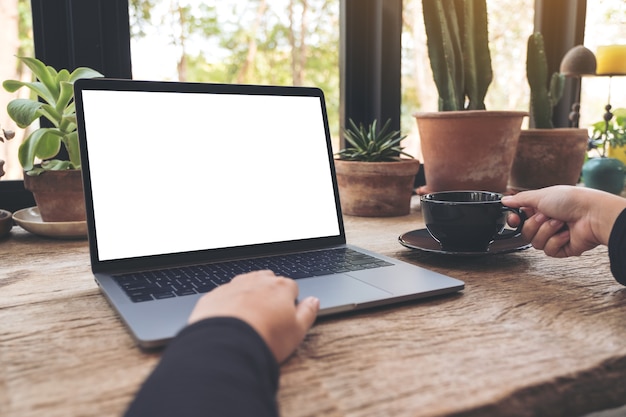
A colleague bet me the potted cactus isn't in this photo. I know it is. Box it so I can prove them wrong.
[2,56,102,222]
[334,119,420,217]
[413,0,527,194]
[509,32,590,192]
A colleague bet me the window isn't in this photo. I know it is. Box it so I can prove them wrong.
[0,0,34,181]
[1,0,603,211]
[579,0,626,130]
[129,0,341,149]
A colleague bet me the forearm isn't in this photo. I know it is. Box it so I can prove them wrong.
[609,208,626,286]
[125,317,280,417]
[588,191,626,246]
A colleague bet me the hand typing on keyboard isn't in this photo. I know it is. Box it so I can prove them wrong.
[115,248,392,303]
[187,270,320,363]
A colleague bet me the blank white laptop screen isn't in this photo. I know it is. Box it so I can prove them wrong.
[80,90,340,261]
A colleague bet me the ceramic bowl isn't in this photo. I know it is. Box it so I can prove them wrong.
[0,209,13,238]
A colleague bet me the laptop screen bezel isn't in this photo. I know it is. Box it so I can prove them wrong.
[74,78,347,274]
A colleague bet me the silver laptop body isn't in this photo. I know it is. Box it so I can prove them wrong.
[74,79,464,349]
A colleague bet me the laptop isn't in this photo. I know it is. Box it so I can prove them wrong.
[73,78,464,349]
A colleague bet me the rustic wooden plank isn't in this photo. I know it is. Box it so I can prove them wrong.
[2,197,626,417]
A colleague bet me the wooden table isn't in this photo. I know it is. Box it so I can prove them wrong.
[3,196,626,417]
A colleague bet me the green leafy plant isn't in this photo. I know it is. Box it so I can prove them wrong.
[589,108,626,158]
[526,32,565,129]
[335,119,413,162]
[2,56,102,175]
[422,0,493,111]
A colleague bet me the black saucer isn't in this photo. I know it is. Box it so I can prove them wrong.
[398,228,532,256]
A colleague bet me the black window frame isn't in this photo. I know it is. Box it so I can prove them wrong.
[0,0,587,212]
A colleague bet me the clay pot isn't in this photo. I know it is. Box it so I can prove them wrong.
[334,159,421,217]
[582,157,626,195]
[23,169,86,222]
[509,128,588,191]
[413,110,527,193]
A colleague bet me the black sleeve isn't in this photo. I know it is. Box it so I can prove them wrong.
[124,317,280,417]
[609,208,626,286]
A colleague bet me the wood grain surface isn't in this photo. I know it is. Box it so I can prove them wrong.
[2,196,626,417]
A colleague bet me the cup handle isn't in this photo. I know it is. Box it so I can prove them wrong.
[494,207,527,240]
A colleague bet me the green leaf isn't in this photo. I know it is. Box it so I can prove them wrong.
[26,167,45,176]
[6,99,43,128]
[56,69,71,84]
[18,56,60,98]
[37,106,64,129]
[2,79,26,93]
[2,79,55,105]
[41,159,73,170]
[18,128,63,171]
[69,67,104,82]
[56,81,75,113]
[65,131,81,168]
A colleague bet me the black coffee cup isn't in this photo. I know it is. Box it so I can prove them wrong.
[420,191,526,252]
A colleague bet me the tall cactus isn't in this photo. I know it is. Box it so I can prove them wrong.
[527,32,565,128]
[423,0,493,111]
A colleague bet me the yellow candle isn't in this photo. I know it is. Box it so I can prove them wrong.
[596,45,626,75]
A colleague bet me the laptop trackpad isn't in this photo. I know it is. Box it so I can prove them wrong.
[296,275,391,310]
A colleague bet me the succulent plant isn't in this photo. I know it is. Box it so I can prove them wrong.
[422,0,493,111]
[335,119,413,162]
[526,32,565,129]
[2,56,102,175]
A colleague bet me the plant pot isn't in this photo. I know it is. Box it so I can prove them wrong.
[509,128,588,191]
[334,159,421,217]
[582,157,626,195]
[23,169,86,222]
[413,110,527,193]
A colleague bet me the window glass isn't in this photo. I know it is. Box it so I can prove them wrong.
[0,0,34,180]
[580,0,626,133]
[129,0,341,150]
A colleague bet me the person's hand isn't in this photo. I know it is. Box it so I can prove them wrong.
[187,270,319,363]
[502,185,626,258]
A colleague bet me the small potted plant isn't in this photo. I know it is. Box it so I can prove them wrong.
[582,107,626,195]
[509,33,590,192]
[602,108,626,164]
[334,119,420,217]
[2,56,102,222]
[413,0,527,194]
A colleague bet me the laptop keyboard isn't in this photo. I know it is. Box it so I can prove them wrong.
[114,248,393,303]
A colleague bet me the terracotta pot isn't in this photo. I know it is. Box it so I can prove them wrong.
[509,128,588,191]
[413,110,527,193]
[334,159,421,217]
[23,169,86,222]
